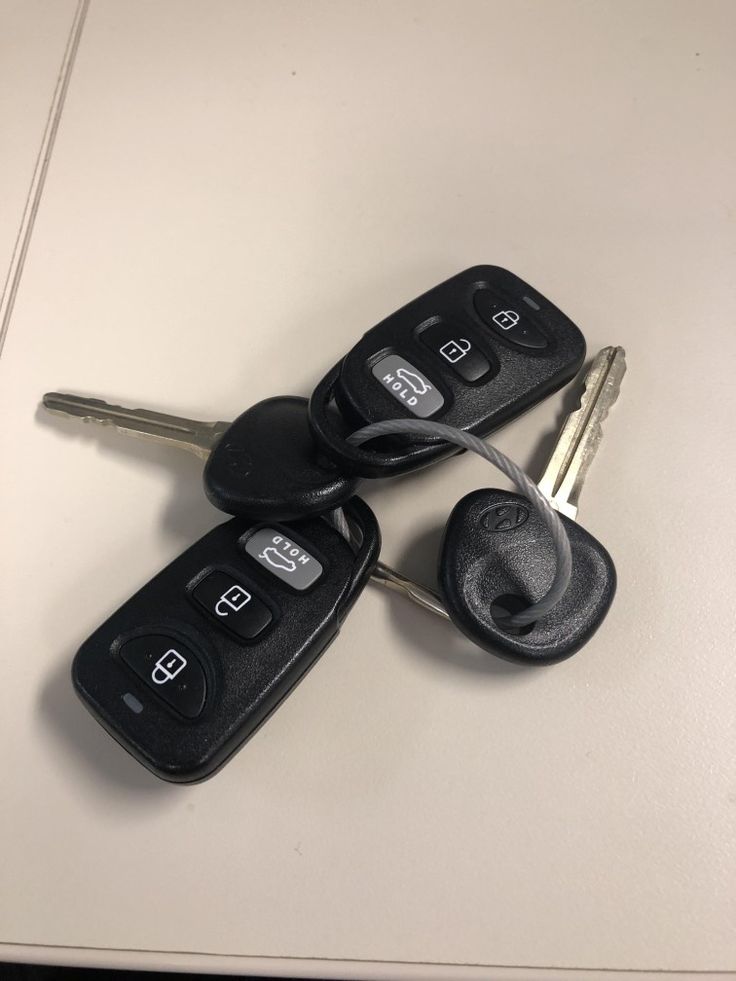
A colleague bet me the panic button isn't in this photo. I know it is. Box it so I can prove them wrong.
[243,528,323,590]
[371,354,444,417]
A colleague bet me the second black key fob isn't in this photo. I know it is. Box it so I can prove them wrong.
[309,266,586,477]
[72,497,380,782]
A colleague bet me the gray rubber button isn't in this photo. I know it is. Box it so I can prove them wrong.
[243,528,323,590]
[371,354,444,418]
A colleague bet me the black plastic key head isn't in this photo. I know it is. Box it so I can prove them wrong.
[203,396,358,521]
[438,489,616,665]
[309,266,586,478]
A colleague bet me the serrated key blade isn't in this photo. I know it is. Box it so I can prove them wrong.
[537,346,626,519]
[42,393,229,461]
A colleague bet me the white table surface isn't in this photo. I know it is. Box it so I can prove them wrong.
[1,1,734,977]
[0,0,81,351]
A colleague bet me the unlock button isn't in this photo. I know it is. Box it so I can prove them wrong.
[420,322,492,382]
[192,570,273,641]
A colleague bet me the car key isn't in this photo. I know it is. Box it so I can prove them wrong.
[309,265,587,478]
[72,496,380,782]
[43,393,358,521]
[365,347,625,664]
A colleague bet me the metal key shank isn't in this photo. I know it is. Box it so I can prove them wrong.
[537,346,626,519]
[43,393,229,461]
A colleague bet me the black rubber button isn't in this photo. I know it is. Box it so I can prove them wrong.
[192,571,273,640]
[120,635,206,719]
[473,289,548,350]
[419,322,491,382]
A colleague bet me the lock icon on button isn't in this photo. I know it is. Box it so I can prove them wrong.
[492,309,520,331]
[439,338,472,364]
[151,649,187,685]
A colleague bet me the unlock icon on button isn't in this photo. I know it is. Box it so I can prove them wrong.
[215,584,251,616]
[439,338,472,363]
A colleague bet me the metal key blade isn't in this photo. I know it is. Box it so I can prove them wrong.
[536,346,626,519]
[372,560,450,620]
[42,393,229,461]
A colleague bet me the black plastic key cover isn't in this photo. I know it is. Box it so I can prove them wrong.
[72,496,380,782]
[204,396,359,520]
[439,489,616,665]
[309,266,586,478]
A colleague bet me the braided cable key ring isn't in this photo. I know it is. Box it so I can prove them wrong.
[333,346,623,663]
[346,419,573,628]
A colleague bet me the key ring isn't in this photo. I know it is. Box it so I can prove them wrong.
[308,362,466,478]
[348,419,573,628]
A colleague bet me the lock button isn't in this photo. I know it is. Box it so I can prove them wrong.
[419,322,492,382]
[473,289,548,350]
[120,634,207,719]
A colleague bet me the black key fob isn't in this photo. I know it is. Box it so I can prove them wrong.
[309,266,586,477]
[438,489,616,665]
[72,497,380,782]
